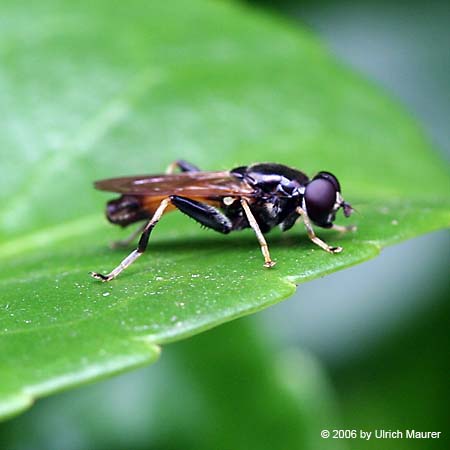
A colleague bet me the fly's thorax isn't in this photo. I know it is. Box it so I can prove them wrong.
[238,163,309,196]
[230,163,308,196]
[243,195,300,233]
[228,163,309,233]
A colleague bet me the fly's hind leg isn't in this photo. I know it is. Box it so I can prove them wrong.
[91,198,170,282]
[170,195,232,233]
[240,199,275,268]
[296,207,342,253]
[166,160,201,174]
[172,196,275,268]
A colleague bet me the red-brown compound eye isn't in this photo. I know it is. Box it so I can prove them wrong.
[304,177,338,226]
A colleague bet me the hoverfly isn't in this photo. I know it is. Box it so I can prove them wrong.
[91,161,355,282]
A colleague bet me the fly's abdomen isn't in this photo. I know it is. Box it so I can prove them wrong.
[106,195,149,226]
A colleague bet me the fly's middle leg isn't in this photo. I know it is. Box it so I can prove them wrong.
[240,199,276,268]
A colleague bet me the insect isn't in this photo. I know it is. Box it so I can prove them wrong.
[91,161,355,282]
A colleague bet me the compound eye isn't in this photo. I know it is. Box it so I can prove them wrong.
[304,178,337,225]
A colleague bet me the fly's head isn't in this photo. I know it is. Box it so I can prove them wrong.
[303,172,353,228]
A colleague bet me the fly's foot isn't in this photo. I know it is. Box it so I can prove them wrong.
[328,246,343,254]
[90,272,114,282]
[264,260,276,268]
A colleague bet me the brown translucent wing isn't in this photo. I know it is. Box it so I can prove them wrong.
[94,171,256,198]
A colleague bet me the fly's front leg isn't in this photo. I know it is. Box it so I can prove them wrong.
[166,160,201,174]
[91,198,170,282]
[241,199,276,268]
[296,207,342,254]
[331,224,357,233]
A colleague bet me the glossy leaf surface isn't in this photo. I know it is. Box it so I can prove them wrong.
[0,0,449,419]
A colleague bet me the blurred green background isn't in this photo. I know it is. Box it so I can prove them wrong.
[1,0,448,449]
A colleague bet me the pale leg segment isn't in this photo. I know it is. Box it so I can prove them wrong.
[331,224,357,233]
[296,207,342,254]
[91,198,171,282]
[110,222,147,249]
[166,160,200,174]
[241,199,276,268]
[166,161,179,174]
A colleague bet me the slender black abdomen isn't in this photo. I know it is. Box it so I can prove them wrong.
[106,195,149,226]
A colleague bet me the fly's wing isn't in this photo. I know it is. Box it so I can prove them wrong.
[94,171,255,198]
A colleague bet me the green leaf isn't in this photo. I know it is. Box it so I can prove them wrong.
[2,320,348,450]
[0,0,448,420]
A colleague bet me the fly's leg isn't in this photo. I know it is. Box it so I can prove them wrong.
[91,198,170,282]
[170,195,232,233]
[240,199,276,268]
[331,224,357,233]
[110,222,147,249]
[296,207,342,253]
[166,160,201,174]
